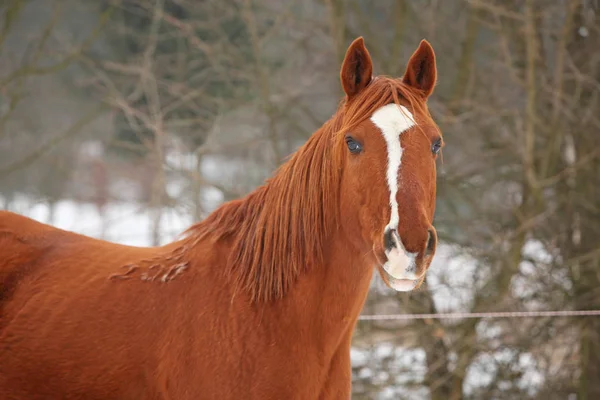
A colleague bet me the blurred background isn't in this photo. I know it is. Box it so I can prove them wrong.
[1,0,599,398]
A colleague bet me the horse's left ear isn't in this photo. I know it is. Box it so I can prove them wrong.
[340,37,373,99]
[402,40,437,98]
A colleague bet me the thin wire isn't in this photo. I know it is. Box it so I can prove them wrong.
[358,309,600,321]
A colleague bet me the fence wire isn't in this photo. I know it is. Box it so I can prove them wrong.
[358,309,600,321]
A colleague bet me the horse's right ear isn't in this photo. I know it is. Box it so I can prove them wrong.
[340,37,373,99]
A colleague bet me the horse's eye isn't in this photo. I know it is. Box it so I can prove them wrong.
[345,136,363,154]
[431,138,442,155]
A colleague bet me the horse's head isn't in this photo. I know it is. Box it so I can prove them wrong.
[335,37,442,292]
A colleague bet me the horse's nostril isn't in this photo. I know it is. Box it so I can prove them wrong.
[384,229,396,251]
[384,229,405,252]
[426,228,436,256]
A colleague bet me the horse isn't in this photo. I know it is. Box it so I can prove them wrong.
[0,37,443,399]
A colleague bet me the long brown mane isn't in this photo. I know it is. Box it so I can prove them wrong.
[184,77,438,302]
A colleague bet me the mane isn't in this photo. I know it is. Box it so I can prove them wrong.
[184,77,437,302]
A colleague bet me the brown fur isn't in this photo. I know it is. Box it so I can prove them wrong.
[0,37,442,399]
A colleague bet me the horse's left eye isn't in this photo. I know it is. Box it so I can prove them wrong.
[431,139,442,155]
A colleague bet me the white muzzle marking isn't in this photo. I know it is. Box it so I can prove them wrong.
[382,231,419,291]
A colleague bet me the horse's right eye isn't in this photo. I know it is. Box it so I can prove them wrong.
[345,136,363,154]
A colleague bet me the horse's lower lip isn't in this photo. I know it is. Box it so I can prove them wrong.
[387,277,418,292]
[378,268,419,292]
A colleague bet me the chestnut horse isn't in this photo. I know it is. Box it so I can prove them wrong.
[0,37,443,399]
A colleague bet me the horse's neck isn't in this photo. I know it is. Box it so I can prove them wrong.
[181,221,373,371]
[278,236,374,351]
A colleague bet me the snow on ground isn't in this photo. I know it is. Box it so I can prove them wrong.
[351,343,544,399]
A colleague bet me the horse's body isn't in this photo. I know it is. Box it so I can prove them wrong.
[0,210,367,399]
[0,37,442,399]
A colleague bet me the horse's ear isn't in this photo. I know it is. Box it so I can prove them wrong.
[340,37,373,99]
[402,39,437,98]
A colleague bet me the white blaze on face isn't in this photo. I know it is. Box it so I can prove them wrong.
[370,104,415,230]
[370,103,419,290]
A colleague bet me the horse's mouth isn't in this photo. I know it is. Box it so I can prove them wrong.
[376,265,424,292]
[372,247,426,292]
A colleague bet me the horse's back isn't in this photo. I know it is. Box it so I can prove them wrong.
[0,211,171,399]
[0,210,155,295]
[0,209,63,236]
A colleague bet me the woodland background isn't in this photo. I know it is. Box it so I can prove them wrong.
[1,0,600,399]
